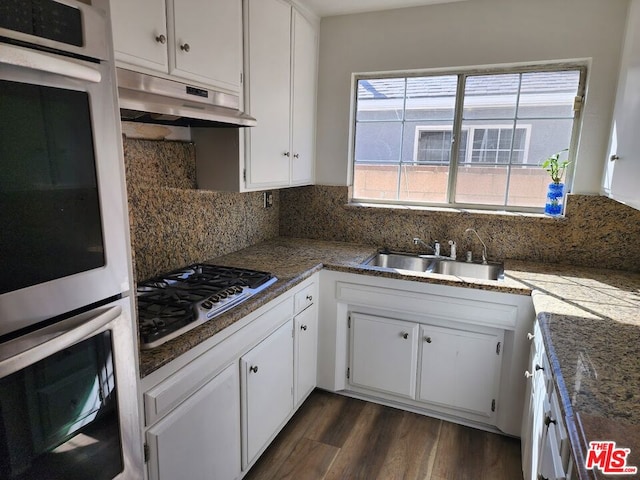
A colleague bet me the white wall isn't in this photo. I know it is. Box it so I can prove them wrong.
[315,0,628,194]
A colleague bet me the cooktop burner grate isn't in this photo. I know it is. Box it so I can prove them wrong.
[136,264,277,349]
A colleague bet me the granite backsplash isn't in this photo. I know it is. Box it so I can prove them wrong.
[123,137,279,281]
[279,185,640,272]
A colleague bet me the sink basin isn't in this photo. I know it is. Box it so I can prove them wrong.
[364,252,434,272]
[363,251,504,281]
[429,259,504,281]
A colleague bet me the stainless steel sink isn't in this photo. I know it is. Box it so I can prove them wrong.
[363,251,504,281]
[364,252,434,271]
[429,259,504,281]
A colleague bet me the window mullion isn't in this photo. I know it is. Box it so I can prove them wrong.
[503,73,523,207]
[396,78,408,201]
[447,74,466,204]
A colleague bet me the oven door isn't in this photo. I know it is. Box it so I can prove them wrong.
[0,42,130,336]
[0,297,143,480]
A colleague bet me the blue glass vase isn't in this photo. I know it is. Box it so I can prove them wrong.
[544,182,564,216]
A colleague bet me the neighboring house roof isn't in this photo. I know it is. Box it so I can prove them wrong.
[358,71,580,100]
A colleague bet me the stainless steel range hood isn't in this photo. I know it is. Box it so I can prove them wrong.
[116,68,256,127]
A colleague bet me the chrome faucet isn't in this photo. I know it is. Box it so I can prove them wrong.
[465,228,488,265]
[413,237,440,256]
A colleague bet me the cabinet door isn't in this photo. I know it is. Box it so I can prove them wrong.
[290,10,317,186]
[419,325,503,417]
[146,364,241,480]
[241,319,294,468]
[110,0,169,72]
[294,305,318,406]
[169,0,242,91]
[604,0,640,211]
[349,313,418,398]
[245,0,292,188]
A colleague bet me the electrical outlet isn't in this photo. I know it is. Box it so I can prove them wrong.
[263,191,273,208]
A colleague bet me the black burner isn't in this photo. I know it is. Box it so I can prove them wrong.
[137,264,277,349]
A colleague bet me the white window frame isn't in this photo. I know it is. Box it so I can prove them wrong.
[350,63,587,213]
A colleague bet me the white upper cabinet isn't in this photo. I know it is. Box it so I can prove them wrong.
[603,0,640,211]
[244,0,317,190]
[110,0,243,93]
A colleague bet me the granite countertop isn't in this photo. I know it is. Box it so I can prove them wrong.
[138,237,640,479]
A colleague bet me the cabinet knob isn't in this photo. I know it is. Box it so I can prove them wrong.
[300,324,307,331]
[155,34,167,44]
[401,332,409,339]
[424,336,432,343]
[180,43,191,52]
[544,415,557,427]
[283,151,290,157]
[306,295,313,301]
[535,364,544,372]
[293,153,300,159]
[527,332,535,340]
[610,154,619,161]
[249,365,258,373]
[524,371,534,379]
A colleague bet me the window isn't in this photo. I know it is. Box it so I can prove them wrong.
[352,66,585,211]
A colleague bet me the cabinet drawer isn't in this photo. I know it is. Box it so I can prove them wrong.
[294,283,315,314]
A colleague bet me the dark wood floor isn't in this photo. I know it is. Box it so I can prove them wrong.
[245,389,523,480]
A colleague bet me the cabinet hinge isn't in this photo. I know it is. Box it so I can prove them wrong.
[143,443,150,463]
[243,169,246,182]
[348,315,351,328]
[496,341,501,355]
[347,367,350,379]
[240,72,243,84]
[491,399,496,412]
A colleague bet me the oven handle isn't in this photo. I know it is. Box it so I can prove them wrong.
[0,304,122,378]
[0,43,102,83]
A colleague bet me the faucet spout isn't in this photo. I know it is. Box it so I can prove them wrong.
[465,228,488,264]
[413,237,440,256]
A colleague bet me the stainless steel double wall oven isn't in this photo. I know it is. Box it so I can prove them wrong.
[0,1,143,478]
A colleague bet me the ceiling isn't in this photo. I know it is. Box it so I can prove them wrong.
[298,0,468,17]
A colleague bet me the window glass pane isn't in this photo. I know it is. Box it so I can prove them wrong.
[353,162,399,200]
[356,78,405,121]
[354,122,402,162]
[522,118,573,167]
[507,165,549,208]
[463,74,519,120]
[405,75,457,121]
[399,163,449,203]
[455,165,508,205]
[518,71,580,118]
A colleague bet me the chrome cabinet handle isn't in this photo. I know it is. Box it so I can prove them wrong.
[527,332,535,340]
[180,43,191,52]
[300,325,307,331]
[401,332,409,339]
[424,336,432,343]
[544,415,557,427]
[155,34,167,44]
[306,295,313,301]
[535,364,544,371]
[525,371,534,378]
[293,153,300,158]
[283,151,290,157]
[610,154,619,161]
[250,365,258,373]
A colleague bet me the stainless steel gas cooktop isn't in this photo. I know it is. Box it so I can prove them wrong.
[136,264,277,349]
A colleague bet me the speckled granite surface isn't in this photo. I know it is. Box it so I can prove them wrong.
[280,185,640,272]
[506,262,640,479]
[139,238,640,480]
[123,137,279,281]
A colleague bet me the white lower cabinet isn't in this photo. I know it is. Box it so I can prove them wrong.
[349,313,418,399]
[522,319,575,480]
[141,276,318,479]
[146,363,241,480]
[241,319,294,468]
[419,324,503,417]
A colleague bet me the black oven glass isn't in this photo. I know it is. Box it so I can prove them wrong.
[0,331,124,480]
[0,80,105,295]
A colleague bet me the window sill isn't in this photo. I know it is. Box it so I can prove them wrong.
[344,201,567,222]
